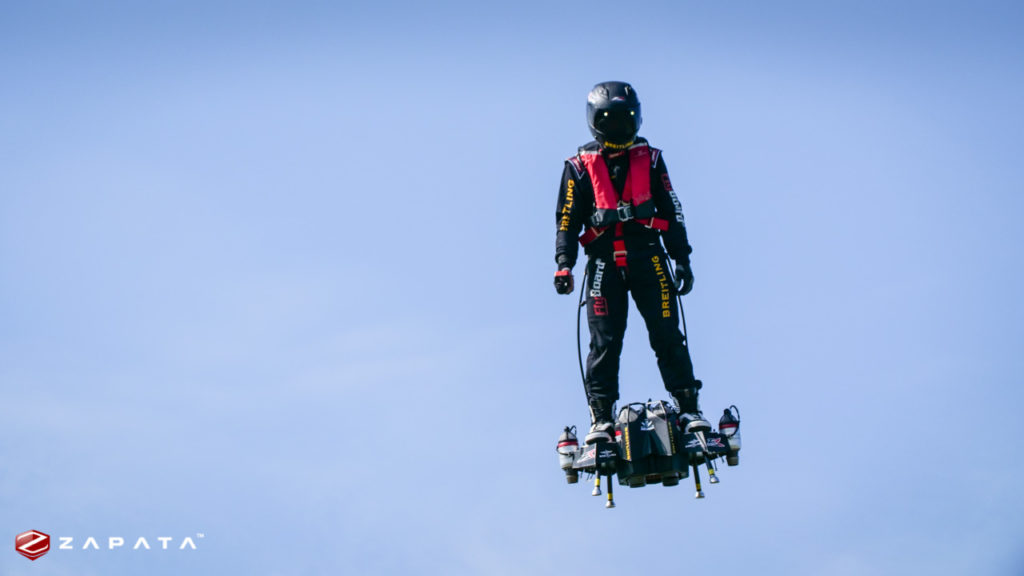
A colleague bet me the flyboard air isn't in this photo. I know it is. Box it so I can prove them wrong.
[557,267,742,508]
[556,403,741,508]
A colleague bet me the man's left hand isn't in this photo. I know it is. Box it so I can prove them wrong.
[674,262,694,296]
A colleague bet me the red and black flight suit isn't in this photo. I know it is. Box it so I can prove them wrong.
[555,138,700,416]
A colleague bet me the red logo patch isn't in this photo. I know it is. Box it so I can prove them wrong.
[592,296,608,316]
[661,173,673,192]
[16,530,50,561]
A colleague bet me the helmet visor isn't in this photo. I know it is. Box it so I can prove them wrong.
[595,108,638,145]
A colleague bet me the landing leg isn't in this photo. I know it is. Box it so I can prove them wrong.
[707,458,720,484]
[693,464,705,499]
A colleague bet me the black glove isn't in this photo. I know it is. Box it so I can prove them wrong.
[674,262,694,296]
[554,268,574,295]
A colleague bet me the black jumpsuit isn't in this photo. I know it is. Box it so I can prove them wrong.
[554,138,700,413]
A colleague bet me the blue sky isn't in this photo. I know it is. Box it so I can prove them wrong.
[2,1,1023,574]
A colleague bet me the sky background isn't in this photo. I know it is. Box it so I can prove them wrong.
[2,1,1023,574]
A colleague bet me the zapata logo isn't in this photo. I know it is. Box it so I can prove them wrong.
[16,529,50,561]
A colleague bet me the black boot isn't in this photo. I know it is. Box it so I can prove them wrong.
[585,400,614,444]
[673,384,711,433]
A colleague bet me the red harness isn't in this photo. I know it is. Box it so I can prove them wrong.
[581,143,654,212]
[576,143,669,267]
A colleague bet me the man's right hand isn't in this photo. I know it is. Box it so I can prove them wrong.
[554,269,574,294]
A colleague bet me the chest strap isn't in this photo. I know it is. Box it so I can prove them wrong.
[578,217,670,247]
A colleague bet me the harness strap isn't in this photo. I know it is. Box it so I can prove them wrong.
[578,217,670,246]
[613,223,627,268]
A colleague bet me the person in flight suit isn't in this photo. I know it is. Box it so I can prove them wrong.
[553,81,710,444]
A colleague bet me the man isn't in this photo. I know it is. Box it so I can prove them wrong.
[554,81,710,444]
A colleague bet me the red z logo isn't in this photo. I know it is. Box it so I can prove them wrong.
[16,530,50,561]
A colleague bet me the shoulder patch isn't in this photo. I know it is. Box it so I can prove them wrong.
[567,155,585,179]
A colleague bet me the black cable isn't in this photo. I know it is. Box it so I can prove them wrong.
[576,266,589,387]
[666,258,689,346]
[678,290,689,347]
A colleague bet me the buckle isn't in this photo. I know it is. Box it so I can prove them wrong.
[613,249,628,260]
[616,205,634,222]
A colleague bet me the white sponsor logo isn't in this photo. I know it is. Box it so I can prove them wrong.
[668,189,685,224]
[59,532,197,545]
[590,259,606,298]
[56,535,202,550]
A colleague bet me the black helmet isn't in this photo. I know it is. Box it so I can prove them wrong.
[586,81,642,148]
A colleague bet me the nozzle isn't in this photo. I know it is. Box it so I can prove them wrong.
[592,475,602,496]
